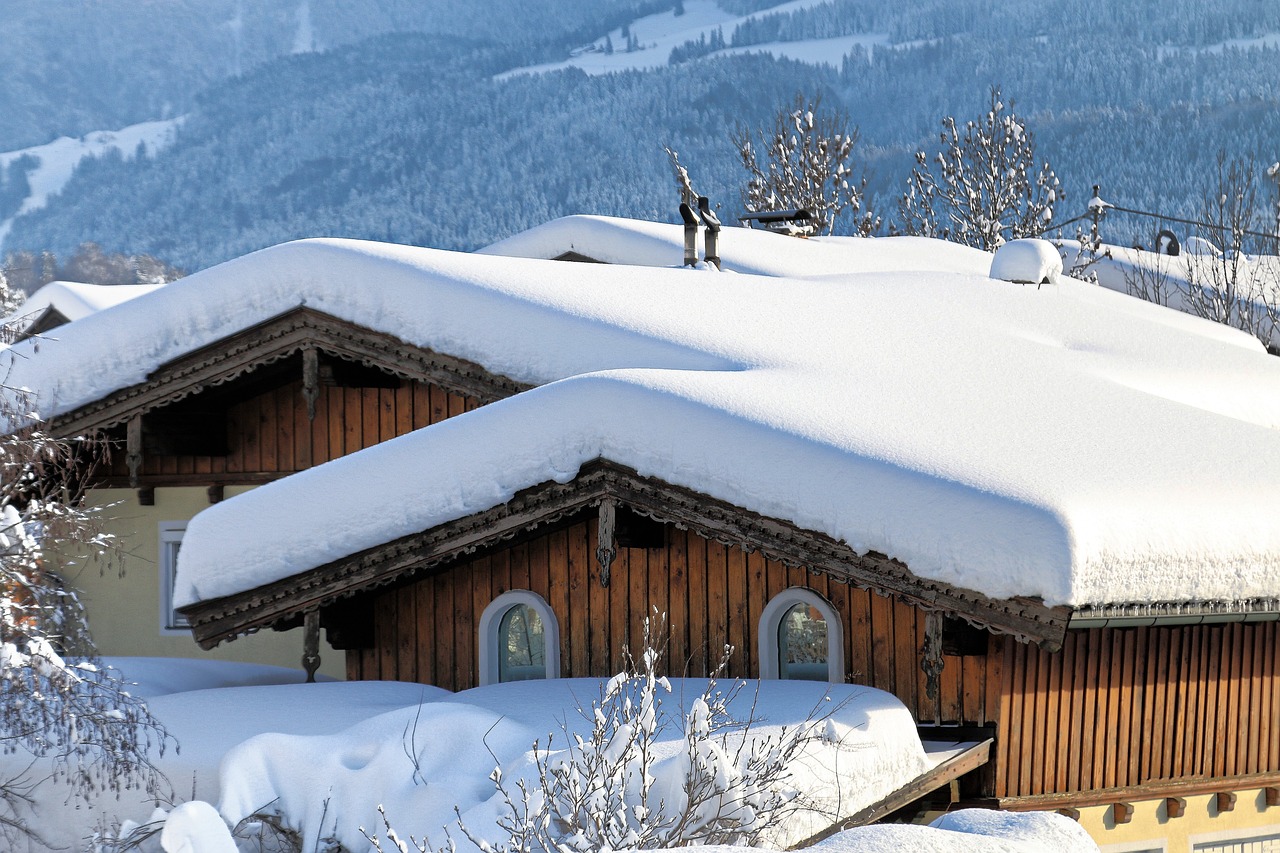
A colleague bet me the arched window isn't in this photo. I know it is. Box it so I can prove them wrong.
[478,591,560,686]
[758,587,844,683]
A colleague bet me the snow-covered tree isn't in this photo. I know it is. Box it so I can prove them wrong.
[367,613,834,853]
[732,94,876,236]
[898,87,1061,251]
[0,387,171,846]
[1181,154,1280,350]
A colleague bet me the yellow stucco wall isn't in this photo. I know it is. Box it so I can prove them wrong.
[66,486,345,680]
[1086,788,1280,851]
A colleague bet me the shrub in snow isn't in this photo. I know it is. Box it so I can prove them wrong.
[0,388,171,847]
[989,240,1062,285]
[367,613,835,853]
[898,87,1060,251]
[1120,154,1280,352]
[732,94,877,237]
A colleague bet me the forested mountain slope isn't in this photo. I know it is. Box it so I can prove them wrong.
[4,0,1278,271]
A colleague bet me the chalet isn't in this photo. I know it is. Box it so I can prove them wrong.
[4,279,161,342]
[9,219,1280,851]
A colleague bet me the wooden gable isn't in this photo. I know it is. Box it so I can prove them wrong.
[180,459,1069,653]
[52,307,529,490]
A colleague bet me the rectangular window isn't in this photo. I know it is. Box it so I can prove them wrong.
[1192,826,1280,853]
[159,522,188,634]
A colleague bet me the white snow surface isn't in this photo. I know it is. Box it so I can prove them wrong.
[7,223,1280,609]
[492,0,940,80]
[989,239,1062,285]
[5,279,162,327]
[0,118,182,248]
[100,655,330,698]
[479,214,995,277]
[811,811,1097,853]
[1064,241,1280,350]
[216,679,927,852]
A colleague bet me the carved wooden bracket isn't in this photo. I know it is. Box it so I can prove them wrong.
[1112,802,1133,824]
[302,610,321,683]
[596,499,617,588]
[1216,791,1237,813]
[126,414,143,488]
[137,486,155,507]
[207,484,225,504]
[920,611,945,725]
[1267,787,1280,808]
[302,347,320,421]
[1166,797,1186,818]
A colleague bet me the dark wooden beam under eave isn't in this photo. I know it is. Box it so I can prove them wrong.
[179,460,1072,651]
[49,306,531,438]
[794,738,994,846]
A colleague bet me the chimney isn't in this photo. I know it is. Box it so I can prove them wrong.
[698,196,721,269]
[679,202,701,267]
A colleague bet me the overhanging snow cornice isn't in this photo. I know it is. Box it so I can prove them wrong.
[180,459,1072,650]
[49,306,531,436]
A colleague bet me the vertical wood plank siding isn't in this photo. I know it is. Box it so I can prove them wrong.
[995,622,1280,798]
[348,521,999,729]
[108,378,476,479]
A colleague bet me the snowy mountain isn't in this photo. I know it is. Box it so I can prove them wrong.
[3,0,1279,271]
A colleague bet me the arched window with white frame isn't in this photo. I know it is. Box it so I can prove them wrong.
[758,587,844,683]
[478,590,560,686]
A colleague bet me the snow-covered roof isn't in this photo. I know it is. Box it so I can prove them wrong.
[7,222,1280,612]
[479,214,995,278]
[5,279,163,329]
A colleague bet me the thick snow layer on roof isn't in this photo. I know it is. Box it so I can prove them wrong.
[1064,241,1280,350]
[6,280,163,326]
[8,224,1280,608]
[480,214,994,278]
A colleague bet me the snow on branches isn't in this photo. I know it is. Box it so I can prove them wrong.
[899,87,1060,251]
[733,94,876,237]
[368,612,837,853]
[0,388,171,845]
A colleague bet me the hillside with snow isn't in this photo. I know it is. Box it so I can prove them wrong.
[4,0,1280,275]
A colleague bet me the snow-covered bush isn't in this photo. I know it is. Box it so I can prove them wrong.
[0,390,171,846]
[1118,154,1280,352]
[898,87,1060,251]
[368,613,835,853]
[732,94,877,236]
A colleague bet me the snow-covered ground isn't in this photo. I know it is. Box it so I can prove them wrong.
[496,0,896,79]
[1156,31,1280,58]
[0,118,183,249]
[1,658,1095,853]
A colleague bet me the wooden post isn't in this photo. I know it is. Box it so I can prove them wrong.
[596,499,617,588]
[302,348,320,421]
[920,611,945,725]
[302,610,321,683]
[126,414,143,488]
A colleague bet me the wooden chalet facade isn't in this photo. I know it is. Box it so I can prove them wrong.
[27,231,1280,851]
[180,452,1280,830]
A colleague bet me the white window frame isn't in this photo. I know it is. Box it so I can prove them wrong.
[158,521,188,635]
[1191,825,1280,852]
[758,587,844,683]
[478,590,560,686]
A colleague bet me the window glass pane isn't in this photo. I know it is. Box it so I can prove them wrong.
[498,603,546,682]
[778,601,828,681]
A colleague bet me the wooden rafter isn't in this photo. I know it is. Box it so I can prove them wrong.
[180,459,1072,650]
[49,306,530,437]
